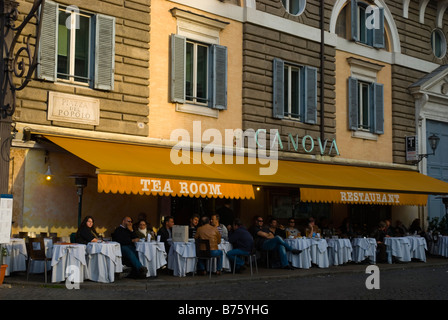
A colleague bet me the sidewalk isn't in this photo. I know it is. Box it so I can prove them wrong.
[3,255,447,290]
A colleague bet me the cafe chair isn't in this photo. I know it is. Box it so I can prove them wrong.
[26,238,50,283]
[18,231,28,239]
[39,232,48,238]
[195,239,218,279]
[233,248,258,276]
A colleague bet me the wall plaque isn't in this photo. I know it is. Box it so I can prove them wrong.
[48,92,100,125]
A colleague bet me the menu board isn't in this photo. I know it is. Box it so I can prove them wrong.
[0,194,13,244]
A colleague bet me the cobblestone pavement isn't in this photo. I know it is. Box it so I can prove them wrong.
[1,259,447,301]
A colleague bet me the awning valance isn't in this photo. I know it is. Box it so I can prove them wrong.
[44,135,448,202]
[300,188,428,206]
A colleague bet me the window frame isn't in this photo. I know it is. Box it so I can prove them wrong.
[351,0,384,49]
[281,0,306,16]
[431,29,447,59]
[185,40,210,106]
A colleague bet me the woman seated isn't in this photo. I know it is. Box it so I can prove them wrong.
[75,216,100,244]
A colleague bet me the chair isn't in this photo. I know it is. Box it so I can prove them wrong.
[39,232,48,238]
[233,247,258,276]
[49,232,58,238]
[26,238,50,283]
[18,232,28,239]
[195,239,218,279]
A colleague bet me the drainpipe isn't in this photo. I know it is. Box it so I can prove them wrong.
[320,0,325,142]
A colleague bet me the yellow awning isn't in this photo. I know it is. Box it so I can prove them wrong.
[44,135,448,202]
[300,188,428,206]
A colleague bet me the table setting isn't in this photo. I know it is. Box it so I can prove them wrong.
[326,237,353,266]
[135,240,167,277]
[51,243,88,283]
[351,237,377,264]
[2,238,27,276]
[86,241,123,283]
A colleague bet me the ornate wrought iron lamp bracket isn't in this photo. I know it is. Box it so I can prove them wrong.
[1,0,45,119]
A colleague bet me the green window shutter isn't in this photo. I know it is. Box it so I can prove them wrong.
[351,0,359,42]
[303,66,317,124]
[94,14,115,91]
[170,34,186,103]
[373,83,384,134]
[348,77,359,131]
[373,7,385,48]
[37,0,58,81]
[211,44,227,110]
[272,58,285,119]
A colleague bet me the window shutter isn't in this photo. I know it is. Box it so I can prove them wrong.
[170,34,186,103]
[303,66,317,124]
[351,0,359,42]
[348,77,359,131]
[94,14,115,91]
[373,7,385,48]
[373,83,384,134]
[37,0,58,81]
[272,58,284,119]
[211,44,227,110]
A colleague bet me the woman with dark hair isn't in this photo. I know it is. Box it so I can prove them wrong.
[75,216,100,244]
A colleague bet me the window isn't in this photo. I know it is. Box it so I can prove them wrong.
[431,29,447,59]
[351,0,384,48]
[281,0,306,16]
[348,77,384,134]
[171,35,227,110]
[38,1,115,90]
[273,58,317,124]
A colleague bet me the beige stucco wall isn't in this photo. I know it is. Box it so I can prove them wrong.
[148,1,243,143]
[335,50,393,163]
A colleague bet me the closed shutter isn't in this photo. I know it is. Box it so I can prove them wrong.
[211,44,227,110]
[348,77,359,131]
[170,34,186,103]
[373,83,384,134]
[351,0,359,42]
[304,66,317,124]
[373,7,385,48]
[94,14,115,91]
[272,58,285,119]
[37,0,58,81]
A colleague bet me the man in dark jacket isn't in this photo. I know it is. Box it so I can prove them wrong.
[112,216,147,278]
[226,218,254,273]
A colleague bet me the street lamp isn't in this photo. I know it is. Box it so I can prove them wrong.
[417,133,440,163]
[69,173,96,227]
[0,0,45,194]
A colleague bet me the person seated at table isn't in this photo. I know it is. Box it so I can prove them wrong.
[249,215,301,270]
[285,218,301,238]
[195,216,223,275]
[384,219,395,237]
[227,218,254,273]
[157,216,174,253]
[372,221,388,263]
[134,219,155,240]
[75,216,100,244]
[409,218,424,236]
[268,217,286,239]
[211,213,228,241]
[188,214,200,238]
[393,220,408,237]
[111,216,147,278]
[339,218,355,238]
[305,217,321,238]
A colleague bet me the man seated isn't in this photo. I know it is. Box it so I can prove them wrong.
[112,216,147,278]
[195,216,223,275]
[227,218,254,273]
[249,216,301,269]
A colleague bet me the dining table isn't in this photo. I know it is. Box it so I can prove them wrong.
[351,237,377,264]
[135,240,167,277]
[406,236,427,262]
[285,237,313,269]
[384,237,412,264]
[86,241,123,283]
[2,238,27,276]
[438,236,448,257]
[308,238,329,268]
[167,240,197,277]
[326,238,353,266]
[51,243,88,283]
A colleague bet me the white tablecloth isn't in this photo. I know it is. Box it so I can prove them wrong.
[438,236,448,257]
[135,241,167,277]
[86,241,123,283]
[384,237,411,263]
[406,236,427,262]
[351,238,377,264]
[51,244,88,283]
[2,238,27,276]
[326,238,353,266]
[285,238,312,269]
[212,241,232,272]
[167,241,196,277]
[308,238,329,268]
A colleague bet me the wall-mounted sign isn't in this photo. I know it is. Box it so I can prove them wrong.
[405,136,418,162]
[48,92,100,126]
[0,194,13,244]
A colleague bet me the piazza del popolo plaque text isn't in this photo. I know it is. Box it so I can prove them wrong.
[48,92,100,126]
